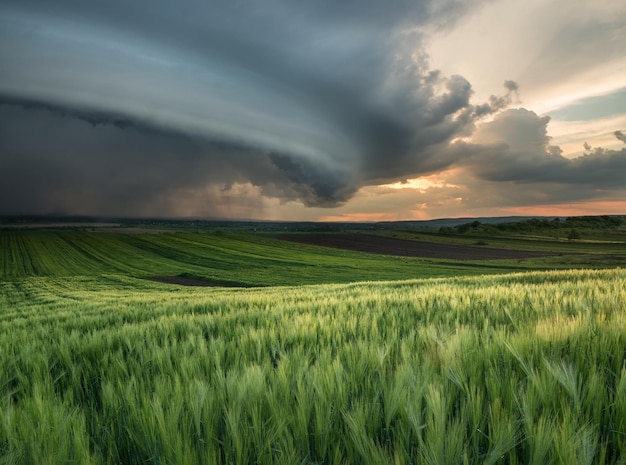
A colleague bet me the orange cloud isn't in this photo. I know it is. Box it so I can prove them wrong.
[318,212,407,222]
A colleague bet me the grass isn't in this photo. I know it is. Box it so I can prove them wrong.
[2,268,626,464]
[1,227,626,464]
[0,230,542,285]
[2,229,624,286]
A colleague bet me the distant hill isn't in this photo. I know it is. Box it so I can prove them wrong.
[2,214,624,233]
[378,216,556,229]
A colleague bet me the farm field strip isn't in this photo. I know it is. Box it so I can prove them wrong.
[1,231,543,285]
[2,268,626,464]
[275,233,559,260]
[366,229,626,257]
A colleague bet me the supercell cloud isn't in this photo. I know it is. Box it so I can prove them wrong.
[0,0,624,218]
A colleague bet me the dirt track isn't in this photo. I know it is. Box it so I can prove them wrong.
[277,234,555,261]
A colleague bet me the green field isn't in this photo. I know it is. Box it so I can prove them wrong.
[0,229,537,285]
[2,227,624,285]
[1,225,626,464]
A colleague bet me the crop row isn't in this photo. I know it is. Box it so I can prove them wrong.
[0,230,538,285]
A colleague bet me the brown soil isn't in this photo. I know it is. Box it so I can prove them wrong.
[276,233,556,261]
[146,276,237,287]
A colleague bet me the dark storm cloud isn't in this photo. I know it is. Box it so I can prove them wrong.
[0,95,162,134]
[0,0,492,214]
[1,0,624,217]
[0,103,364,215]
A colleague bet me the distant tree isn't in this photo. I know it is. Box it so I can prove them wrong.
[568,229,581,241]
[457,223,471,233]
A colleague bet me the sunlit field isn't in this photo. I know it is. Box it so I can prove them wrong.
[1,227,626,464]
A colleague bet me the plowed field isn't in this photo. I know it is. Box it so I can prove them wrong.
[277,234,555,260]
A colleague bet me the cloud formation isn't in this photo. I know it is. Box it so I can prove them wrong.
[465,109,626,188]
[0,0,624,218]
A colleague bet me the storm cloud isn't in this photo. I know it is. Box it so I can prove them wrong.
[463,109,626,189]
[0,0,624,218]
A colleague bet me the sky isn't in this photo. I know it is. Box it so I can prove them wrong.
[0,0,625,221]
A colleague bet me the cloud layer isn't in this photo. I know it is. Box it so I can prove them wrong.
[0,0,624,218]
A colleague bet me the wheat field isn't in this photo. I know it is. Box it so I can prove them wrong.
[2,267,626,464]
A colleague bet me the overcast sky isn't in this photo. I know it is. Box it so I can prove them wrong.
[1,0,625,220]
